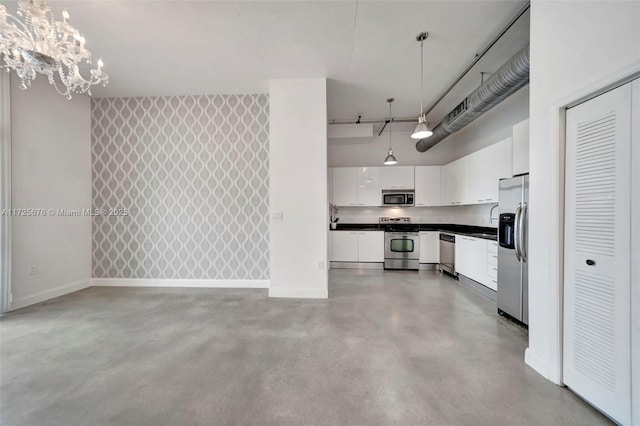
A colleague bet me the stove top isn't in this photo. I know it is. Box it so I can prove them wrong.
[379,217,419,233]
[379,216,411,225]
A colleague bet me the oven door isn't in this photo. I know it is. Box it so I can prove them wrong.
[384,232,419,260]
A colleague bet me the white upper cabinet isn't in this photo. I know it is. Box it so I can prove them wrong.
[356,167,382,206]
[331,167,381,206]
[414,166,441,206]
[442,138,512,206]
[331,167,357,206]
[512,118,530,176]
[382,166,414,190]
[441,157,467,205]
[470,138,512,204]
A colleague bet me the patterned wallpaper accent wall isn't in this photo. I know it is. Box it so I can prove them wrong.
[91,94,270,280]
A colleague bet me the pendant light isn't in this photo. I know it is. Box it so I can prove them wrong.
[411,32,433,140]
[383,98,398,165]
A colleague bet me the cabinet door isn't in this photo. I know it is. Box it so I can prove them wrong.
[419,232,440,263]
[382,166,414,189]
[468,140,511,204]
[563,83,632,425]
[467,237,489,284]
[357,231,385,262]
[395,166,415,189]
[451,158,467,205]
[455,236,470,275]
[356,167,382,206]
[331,231,359,262]
[468,145,492,204]
[415,166,441,206]
[332,167,357,206]
[512,119,530,176]
[440,163,454,206]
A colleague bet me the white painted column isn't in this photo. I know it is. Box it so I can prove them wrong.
[527,0,640,385]
[268,78,328,298]
[0,70,12,313]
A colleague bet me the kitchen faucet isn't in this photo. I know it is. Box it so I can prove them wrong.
[489,203,499,224]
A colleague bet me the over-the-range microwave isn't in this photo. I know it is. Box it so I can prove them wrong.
[382,191,414,206]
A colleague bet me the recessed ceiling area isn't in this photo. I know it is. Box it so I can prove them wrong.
[16,0,528,120]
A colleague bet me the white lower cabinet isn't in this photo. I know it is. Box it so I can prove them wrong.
[455,236,497,291]
[332,231,359,262]
[357,232,385,262]
[331,231,384,262]
[419,232,440,263]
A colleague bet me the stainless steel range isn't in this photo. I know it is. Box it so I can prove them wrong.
[380,217,420,270]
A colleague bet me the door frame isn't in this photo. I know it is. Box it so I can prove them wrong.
[1,71,11,314]
[558,69,640,425]
[630,79,639,426]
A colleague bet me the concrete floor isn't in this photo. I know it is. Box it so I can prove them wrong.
[1,270,609,425]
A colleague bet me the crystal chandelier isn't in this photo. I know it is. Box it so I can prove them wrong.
[0,0,108,99]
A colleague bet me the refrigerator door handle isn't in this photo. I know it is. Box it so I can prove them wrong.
[514,203,522,261]
[520,202,528,263]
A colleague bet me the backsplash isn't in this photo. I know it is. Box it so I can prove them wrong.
[91,94,270,280]
[335,204,498,228]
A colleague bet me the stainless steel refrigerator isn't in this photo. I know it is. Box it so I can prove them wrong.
[497,175,528,325]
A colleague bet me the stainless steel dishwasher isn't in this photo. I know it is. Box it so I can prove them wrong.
[439,233,456,277]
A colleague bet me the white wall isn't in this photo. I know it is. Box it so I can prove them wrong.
[328,86,528,167]
[527,0,640,386]
[337,204,497,228]
[269,78,328,298]
[10,76,92,309]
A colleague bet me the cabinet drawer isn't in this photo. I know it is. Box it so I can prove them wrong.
[487,263,498,278]
[487,277,497,291]
[487,242,498,255]
[487,252,498,266]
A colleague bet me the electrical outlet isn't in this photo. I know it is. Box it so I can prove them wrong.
[29,264,38,275]
[272,212,284,221]
[318,260,324,270]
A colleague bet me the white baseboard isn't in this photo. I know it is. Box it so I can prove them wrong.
[268,287,328,299]
[525,347,554,382]
[91,278,270,289]
[10,279,92,311]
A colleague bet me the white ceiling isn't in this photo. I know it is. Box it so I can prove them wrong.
[17,0,529,121]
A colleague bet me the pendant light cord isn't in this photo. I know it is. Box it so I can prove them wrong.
[420,39,424,116]
[389,101,392,149]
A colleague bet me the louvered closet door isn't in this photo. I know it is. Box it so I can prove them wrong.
[564,83,632,425]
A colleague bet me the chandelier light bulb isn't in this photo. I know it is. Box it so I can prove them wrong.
[62,9,69,22]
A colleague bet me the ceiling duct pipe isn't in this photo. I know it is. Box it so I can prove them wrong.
[416,43,530,153]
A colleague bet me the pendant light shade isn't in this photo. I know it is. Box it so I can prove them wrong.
[412,31,433,140]
[411,115,433,139]
[384,148,398,165]
[383,98,397,165]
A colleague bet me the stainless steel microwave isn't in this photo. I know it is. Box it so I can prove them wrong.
[382,191,414,206]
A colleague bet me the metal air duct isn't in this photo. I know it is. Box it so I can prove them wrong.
[416,43,530,152]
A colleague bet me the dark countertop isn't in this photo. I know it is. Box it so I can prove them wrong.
[330,223,498,241]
